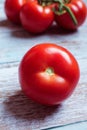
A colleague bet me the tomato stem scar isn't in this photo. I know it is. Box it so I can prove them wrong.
[45,68,54,75]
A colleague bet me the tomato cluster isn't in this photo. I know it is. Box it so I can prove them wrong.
[5,0,87,33]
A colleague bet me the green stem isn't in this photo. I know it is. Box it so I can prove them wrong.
[63,0,70,4]
[52,0,78,25]
[63,5,78,25]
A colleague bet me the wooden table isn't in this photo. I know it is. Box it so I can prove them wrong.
[0,0,87,130]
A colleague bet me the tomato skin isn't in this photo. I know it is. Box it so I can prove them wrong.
[19,43,80,106]
[55,0,87,30]
[4,0,26,24]
[20,1,54,33]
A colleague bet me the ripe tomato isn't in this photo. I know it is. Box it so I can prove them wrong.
[4,0,26,24]
[4,0,34,24]
[20,1,54,33]
[55,0,87,30]
[19,43,80,106]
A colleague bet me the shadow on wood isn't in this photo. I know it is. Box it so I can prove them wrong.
[46,23,77,36]
[11,23,77,39]
[4,90,61,121]
[0,19,20,29]
[0,20,77,38]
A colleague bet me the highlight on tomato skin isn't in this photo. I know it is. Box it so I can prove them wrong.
[19,43,80,106]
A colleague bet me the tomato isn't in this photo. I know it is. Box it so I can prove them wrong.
[4,0,26,24]
[54,0,87,30]
[19,43,80,106]
[4,0,35,24]
[20,1,54,33]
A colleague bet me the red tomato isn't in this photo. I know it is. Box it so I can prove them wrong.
[20,1,54,33]
[55,0,87,30]
[4,0,26,24]
[4,0,35,24]
[19,43,80,106]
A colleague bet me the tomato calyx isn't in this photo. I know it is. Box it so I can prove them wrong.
[38,0,53,6]
[45,68,54,75]
[38,0,78,25]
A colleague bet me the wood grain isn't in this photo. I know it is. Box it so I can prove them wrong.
[0,0,87,130]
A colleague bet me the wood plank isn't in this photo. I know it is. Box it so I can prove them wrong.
[0,22,87,63]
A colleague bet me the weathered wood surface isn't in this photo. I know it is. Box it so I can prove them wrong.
[0,0,87,130]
